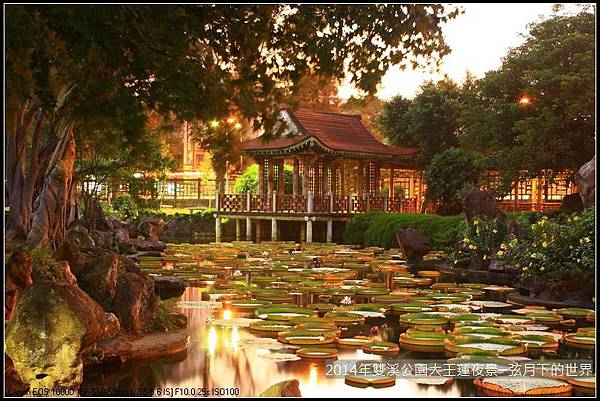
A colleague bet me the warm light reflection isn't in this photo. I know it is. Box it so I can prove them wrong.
[208,326,218,356]
[234,122,242,129]
[226,117,236,124]
[231,326,239,353]
[308,363,319,388]
[209,120,220,128]
[223,309,232,320]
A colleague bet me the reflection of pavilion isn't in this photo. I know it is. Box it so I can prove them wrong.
[215,109,422,243]
[214,109,577,243]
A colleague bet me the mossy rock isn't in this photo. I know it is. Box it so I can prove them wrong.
[5,282,106,389]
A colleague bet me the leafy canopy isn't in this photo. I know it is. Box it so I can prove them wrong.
[6,4,460,140]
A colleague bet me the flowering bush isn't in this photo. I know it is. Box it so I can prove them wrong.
[499,208,595,281]
[447,216,509,267]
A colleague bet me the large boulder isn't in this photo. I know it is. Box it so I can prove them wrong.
[5,282,107,389]
[574,156,595,208]
[66,224,95,249]
[560,193,584,213]
[89,229,114,249]
[137,218,165,241]
[395,229,431,261]
[111,272,159,333]
[113,227,130,246]
[5,249,33,321]
[129,238,167,252]
[77,252,119,308]
[260,379,301,397]
[154,276,186,300]
[463,189,506,225]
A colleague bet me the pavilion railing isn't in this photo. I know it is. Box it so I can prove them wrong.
[216,192,420,214]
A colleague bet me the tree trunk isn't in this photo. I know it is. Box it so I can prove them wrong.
[5,102,46,241]
[27,85,77,248]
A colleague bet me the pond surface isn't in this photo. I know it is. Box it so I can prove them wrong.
[82,243,595,397]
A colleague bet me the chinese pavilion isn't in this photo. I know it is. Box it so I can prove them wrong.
[214,109,423,243]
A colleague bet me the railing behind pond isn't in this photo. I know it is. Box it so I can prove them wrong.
[215,192,420,214]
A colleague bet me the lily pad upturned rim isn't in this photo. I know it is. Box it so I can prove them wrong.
[277,329,337,345]
[362,341,400,354]
[335,336,372,347]
[296,347,338,359]
[248,320,296,332]
[324,312,366,325]
[400,313,450,325]
[400,332,451,346]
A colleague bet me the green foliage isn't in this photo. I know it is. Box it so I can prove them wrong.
[423,148,483,215]
[28,246,62,282]
[147,300,178,333]
[459,10,595,183]
[234,164,294,194]
[499,209,595,281]
[344,212,466,250]
[112,194,139,221]
[6,4,459,152]
[377,79,465,166]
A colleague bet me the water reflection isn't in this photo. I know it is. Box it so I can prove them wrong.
[82,287,592,397]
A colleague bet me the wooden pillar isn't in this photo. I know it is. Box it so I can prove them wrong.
[271,218,278,241]
[246,217,252,241]
[258,158,265,195]
[306,219,313,243]
[326,220,333,243]
[390,167,395,198]
[235,219,241,241]
[357,161,364,196]
[293,158,300,196]
[278,159,285,195]
[374,162,381,196]
[340,161,346,196]
[531,177,537,211]
[267,159,274,195]
[215,216,222,243]
[302,156,310,196]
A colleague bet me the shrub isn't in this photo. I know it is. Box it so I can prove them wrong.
[423,148,483,215]
[112,194,139,221]
[499,208,595,281]
[344,212,466,250]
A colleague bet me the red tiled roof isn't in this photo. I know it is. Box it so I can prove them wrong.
[241,109,419,157]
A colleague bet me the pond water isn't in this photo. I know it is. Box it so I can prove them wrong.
[82,243,595,397]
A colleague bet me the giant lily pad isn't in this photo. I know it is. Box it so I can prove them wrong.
[399,332,450,353]
[474,376,572,396]
[277,329,337,345]
[362,341,400,355]
[445,337,526,357]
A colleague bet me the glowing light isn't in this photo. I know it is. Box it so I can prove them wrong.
[234,122,242,130]
[209,120,220,128]
[208,326,218,356]
[519,96,531,105]
[223,309,232,320]
[226,117,236,124]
